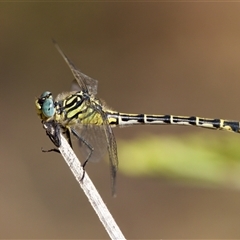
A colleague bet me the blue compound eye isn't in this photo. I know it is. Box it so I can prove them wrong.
[42,98,55,117]
[39,91,55,118]
[41,91,52,98]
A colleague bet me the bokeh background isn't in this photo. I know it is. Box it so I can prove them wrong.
[2,2,240,239]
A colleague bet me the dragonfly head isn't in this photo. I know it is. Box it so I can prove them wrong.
[35,91,56,120]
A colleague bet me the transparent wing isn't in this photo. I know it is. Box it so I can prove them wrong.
[53,40,98,96]
[71,78,98,96]
[72,124,108,163]
[71,117,118,195]
[101,117,118,196]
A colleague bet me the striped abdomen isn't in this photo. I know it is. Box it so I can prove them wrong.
[107,112,240,133]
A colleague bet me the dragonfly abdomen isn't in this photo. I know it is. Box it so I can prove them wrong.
[107,112,240,133]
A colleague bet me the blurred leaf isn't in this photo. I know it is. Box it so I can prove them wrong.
[117,132,240,189]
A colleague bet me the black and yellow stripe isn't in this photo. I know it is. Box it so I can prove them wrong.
[107,112,240,133]
[54,92,105,126]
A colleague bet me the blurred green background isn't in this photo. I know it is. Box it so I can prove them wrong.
[2,2,240,238]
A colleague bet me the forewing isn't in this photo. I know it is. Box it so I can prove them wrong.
[53,40,98,95]
[71,78,98,96]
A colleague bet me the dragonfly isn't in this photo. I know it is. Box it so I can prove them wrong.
[36,41,240,195]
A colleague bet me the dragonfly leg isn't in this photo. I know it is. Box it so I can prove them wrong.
[71,128,94,180]
[41,120,61,153]
[64,127,73,148]
[41,147,60,153]
[80,169,86,182]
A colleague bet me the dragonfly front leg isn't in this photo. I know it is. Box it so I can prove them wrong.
[41,121,75,153]
[41,120,61,153]
[41,147,60,153]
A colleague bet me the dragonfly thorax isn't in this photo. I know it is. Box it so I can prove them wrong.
[53,91,105,126]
